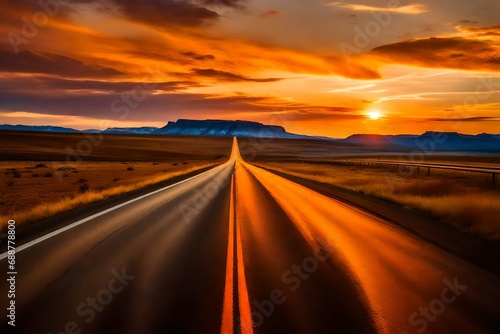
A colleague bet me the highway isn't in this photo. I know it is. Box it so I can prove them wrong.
[1,138,499,334]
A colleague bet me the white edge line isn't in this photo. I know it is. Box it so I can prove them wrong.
[0,163,227,260]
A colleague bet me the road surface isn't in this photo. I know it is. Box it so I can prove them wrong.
[1,138,499,334]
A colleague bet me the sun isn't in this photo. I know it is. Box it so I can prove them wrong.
[367,110,382,120]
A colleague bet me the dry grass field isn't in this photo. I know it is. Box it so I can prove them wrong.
[0,131,232,230]
[256,161,500,241]
[0,131,232,161]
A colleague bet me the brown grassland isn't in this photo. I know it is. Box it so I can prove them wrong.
[0,131,232,230]
[256,161,500,241]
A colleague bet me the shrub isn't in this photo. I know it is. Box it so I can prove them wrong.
[35,164,46,168]
[6,181,13,186]
[127,167,134,171]
[32,173,40,177]
[78,178,88,183]
[79,183,90,193]
[113,177,120,182]
[43,173,53,177]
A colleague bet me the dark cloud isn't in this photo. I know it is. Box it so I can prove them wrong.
[73,0,246,28]
[371,37,500,71]
[191,68,283,82]
[0,49,124,78]
[182,52,216,61]
[0,91,274,122]
[0,84,357,123]
[427,116,500,122]
[194,55,216,61]
[457,20,478,25]
[201,0,245,8]
[0,0,236,30]
[0,76,199,93]
[112,0,219,27]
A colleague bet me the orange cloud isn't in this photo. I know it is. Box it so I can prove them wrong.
[370,37,500,72]
[327,2,428,14]
[456,25,500,37]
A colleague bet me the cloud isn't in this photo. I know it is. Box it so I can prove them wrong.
[201,0,245,7]
[182,52,216,61]
[50,0,221,29]
[260,10,281,17]
[327,2,427,14]
[0,91,273,121]
[0,76,199,93]
[190,68,283,82]
[370,37,500,72]
[0,81,359,123]
[113,0,219,27]
[457,24,500,37]
[0,49,124,78]
[0,0,247,30]
[457,20,478,25]
[426,116,500,122]
[235,104,362,122]
[194,54,216,61]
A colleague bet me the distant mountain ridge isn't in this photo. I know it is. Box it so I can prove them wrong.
[344,131,500,152]
[0,124,80,133]
[154,119,307,139]
[0,124,159,135]
[103,127,159,135]
[1,121,500,152]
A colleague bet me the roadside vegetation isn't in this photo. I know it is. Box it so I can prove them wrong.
[0,160,223,231]
[256,161,500,241]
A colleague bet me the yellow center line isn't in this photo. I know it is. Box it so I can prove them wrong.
[221,137,255,334]
[235,181,255,334]
[220,174,235,334]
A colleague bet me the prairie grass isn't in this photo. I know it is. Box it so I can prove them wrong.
[257,162,500,240]
[0,162,220,231]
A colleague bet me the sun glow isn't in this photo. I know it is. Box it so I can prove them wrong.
[367,110,383,120]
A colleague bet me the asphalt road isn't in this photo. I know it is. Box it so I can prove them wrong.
[1,138,499,334]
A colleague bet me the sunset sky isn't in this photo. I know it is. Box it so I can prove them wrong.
[0,0,499,137]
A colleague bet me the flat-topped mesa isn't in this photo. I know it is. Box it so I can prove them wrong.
[154,119,299,138]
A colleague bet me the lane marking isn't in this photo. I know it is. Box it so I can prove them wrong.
[221,174,236,334]
[235,194,255,334]
[234,147,255,334]
[0,163,229,260]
